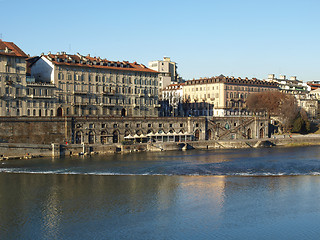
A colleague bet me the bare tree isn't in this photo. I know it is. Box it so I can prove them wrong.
[246,91,299,132]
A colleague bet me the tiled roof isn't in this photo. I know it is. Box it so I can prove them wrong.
[185,76,278,87]
[43,52,159,74]
[163,83,185,91]
[0,40,28,58]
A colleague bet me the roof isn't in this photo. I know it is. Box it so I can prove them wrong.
[163,83,185,91]
[185,75,278,87]
[41,52,159,74]
[26,56,41,76]
[0,39,28,58]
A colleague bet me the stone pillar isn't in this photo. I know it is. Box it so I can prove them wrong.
[51,143,60,157]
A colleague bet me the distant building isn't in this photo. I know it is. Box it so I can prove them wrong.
[148,57,183,91]
[266,74,310,95]
[183,75,278,117]
[30,52,160,117]
[160,83,184,117]
[307,80,320,90]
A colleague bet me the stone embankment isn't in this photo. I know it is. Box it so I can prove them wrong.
[1,135,320,160]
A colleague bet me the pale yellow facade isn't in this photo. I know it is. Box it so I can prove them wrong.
[183,76,278,116]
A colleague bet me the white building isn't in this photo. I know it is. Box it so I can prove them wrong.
[148,57,182,91]
[266,74,310,94]
[161,83,184,116]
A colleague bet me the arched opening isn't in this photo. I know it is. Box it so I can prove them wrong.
[207,129,212,140]
[124,130,131,137]
[57,107,63,117]
[259,128,264,138]
[121,108,126,117]
[100,130,108,144]
[247,128,252,139]
[88,131,95,144]
[113,130,119,143]
[75,131,82,144]
[194,129,200,141]
[39,109,41,117]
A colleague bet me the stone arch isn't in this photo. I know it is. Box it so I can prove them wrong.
[158,129,165,134]
[225,122,230,130]
[247,128,252,139]
[75,131,83,144]
[168,129,175,133]
[136,129,143,136]
[259,128,264,138]
[101,130,108,144]
[88,131,95,144]
[194,129,200,141]
[179,129,185,134]
[57,107,63,117]
[124,129,131,137]
[147,129,154,134]
[113,130,120,143]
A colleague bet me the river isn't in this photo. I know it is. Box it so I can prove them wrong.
[1,146,320,239]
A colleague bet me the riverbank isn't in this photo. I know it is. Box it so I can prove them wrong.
[1,134,320,160]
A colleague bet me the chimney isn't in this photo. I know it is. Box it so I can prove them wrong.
[279,75,286,80]
[268,74,275,80]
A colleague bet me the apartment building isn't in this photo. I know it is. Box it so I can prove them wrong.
[148,57,183,90]
[0,40,28,116]
[30,52,160,117]
[266,74,310,94]
[183,75,278,116]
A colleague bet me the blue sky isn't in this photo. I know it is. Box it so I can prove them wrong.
[1,0,320,81]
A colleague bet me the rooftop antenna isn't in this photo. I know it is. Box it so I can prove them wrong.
[68,44,72,53]
[0,33,2,40]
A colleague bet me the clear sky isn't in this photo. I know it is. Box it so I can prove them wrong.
[1,0,320,81]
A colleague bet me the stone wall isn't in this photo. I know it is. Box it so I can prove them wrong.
[0,117,71,144]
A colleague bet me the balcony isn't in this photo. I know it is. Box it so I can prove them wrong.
[73,90,88,95]
[29,94,54,99]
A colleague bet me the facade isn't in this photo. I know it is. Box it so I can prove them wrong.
[160,83,184,117]
[266,74,310,94]
[183,75,278,117]
[0,40,28,116]
[30,52,160,117]
[148,57,182,91]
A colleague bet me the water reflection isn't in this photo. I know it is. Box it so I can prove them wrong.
[1,147,320,239]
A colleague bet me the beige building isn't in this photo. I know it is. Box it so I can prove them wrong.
[0,40,28,116]
[148,57,182,90]
[30,52,160,117]
[183,75,278,116]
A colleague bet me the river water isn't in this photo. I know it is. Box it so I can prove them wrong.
[1,146,320,239]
